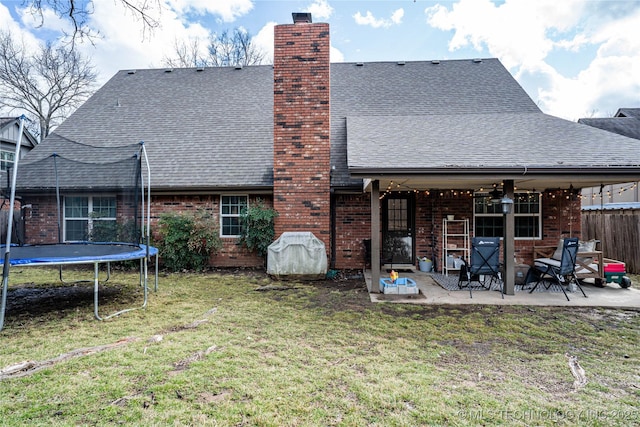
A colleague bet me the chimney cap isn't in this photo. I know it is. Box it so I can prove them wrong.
[292,12,312,23]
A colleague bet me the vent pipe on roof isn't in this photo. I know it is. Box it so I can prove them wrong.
[473,58,483,63]
[292,12,312,23]
[431,60,440,65]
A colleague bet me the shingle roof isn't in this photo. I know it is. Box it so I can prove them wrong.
[578,117,640,140]
[31,66,275,191]
[22,58,640,192]
[330,59,540,188]
[348,112,640,170]
[616,108,640,119]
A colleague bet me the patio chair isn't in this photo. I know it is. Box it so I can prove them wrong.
[458,237,503,298]
[529,237,587,301]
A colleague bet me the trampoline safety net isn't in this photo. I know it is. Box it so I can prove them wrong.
[7,141,146,246]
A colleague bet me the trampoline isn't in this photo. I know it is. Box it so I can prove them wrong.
[1,242,158,322]
[0,116,158,331]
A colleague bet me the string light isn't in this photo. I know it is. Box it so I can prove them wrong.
[375,181,640,202]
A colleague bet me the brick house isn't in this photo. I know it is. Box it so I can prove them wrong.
[15,13,640,294]
[0,117,38,174]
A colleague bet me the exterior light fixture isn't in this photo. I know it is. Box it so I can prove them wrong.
[501,195,514,215]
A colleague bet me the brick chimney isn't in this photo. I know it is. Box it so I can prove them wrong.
[273,14,331,251]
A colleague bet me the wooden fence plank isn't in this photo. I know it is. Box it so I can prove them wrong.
[582,210,640,274]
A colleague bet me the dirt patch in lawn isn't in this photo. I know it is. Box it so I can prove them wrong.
[4,268,639,325]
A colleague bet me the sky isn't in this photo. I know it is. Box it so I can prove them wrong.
[0,0,639,121]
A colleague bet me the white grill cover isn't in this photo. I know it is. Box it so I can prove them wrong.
[267,232,328,279]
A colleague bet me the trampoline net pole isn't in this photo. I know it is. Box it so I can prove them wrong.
[1,116,26,331]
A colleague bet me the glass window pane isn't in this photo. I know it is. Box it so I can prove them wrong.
[387,199,407,231]
[221,195,248,236]
[65,197,88,218]
[222,217,242,236]
[475,216,503,238]
[93,197,116,218]
[474,192,541,239]
[66,219,88,241]
[515,216,539,238]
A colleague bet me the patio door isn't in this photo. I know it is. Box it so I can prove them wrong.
[382,194,415,266]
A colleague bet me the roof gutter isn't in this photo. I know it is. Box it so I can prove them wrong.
[348,166,640,176]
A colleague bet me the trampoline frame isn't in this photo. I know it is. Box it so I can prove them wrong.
[1,242,159,321]
[0,116,158,331]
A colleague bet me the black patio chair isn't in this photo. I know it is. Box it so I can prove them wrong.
[458,237,503,298]
[529,237,587,301]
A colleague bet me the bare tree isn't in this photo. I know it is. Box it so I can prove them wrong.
[22,0,163,46]
[0,30,97,139]
[163,38,209,68]
[163,28,267,68]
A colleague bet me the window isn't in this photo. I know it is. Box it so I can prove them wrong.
[474,192,541,239]
[1,149,15,171]
[221,195,248,237]
[64,196,116,241]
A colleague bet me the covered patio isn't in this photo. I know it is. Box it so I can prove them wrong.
[365,270,640,308]
[347,112,640,296]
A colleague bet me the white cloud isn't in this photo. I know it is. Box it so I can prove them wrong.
[307,0,333,20]
[330,45,344,63]
[70,1,214,82]
[253,21,275,64]
[425,0,584,69]
[537,8,640,120]
[425,0,640,120]
[0,4,36,48]
[167,0,254,22]
[390,9,404,25]
[354,8,404,29]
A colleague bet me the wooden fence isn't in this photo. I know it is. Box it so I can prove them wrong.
[581,209,640,274]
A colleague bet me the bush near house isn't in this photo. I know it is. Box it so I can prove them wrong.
[156,210,222,271]
[236,199,278,258]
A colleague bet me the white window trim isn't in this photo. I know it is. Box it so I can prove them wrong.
[63,195,117,242]
[0,148,15,171]
[473,192,542,240]
[220,194,249,238]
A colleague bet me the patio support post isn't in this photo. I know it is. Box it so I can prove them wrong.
[371,180,381,292]
[503,180,515,295]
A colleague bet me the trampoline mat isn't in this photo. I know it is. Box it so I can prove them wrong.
[1,243,157,265]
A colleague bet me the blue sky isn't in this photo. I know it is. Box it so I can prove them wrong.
[1,0,639,121]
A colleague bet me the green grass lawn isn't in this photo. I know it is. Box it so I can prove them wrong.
[0,267,638,426]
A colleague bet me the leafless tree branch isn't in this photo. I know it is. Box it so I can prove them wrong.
[0,30,97,138]
[162,28,267,68]
[21,0,163,48]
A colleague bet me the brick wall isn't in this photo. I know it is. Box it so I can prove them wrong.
[273,20,332,256]
[22,195,59,244]
[331,190,583,271]
[22,194,267,268]
[333,193,371,269]
[22,194,137,244]
[151,194,268,268]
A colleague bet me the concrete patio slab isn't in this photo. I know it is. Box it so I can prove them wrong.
[366,270,640,309]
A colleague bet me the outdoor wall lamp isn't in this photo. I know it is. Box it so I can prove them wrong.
[501,195,514,215]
